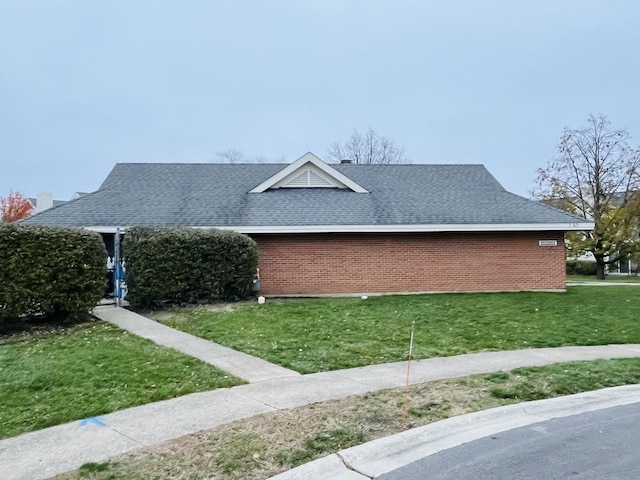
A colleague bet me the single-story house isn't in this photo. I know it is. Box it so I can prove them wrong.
[21,152,592,295]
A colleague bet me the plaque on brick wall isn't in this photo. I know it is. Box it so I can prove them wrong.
[538,240,558,246]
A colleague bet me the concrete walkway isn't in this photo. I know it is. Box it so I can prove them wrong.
[2,306,640,479]
[93,305,300,383]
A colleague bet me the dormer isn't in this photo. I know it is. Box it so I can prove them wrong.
[249,152,369,193]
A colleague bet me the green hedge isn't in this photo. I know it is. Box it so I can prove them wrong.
[566,259,598,276]
[0,224,107,322]
[124,227,258,309]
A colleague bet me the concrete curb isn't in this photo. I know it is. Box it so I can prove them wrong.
[269,384,640,479]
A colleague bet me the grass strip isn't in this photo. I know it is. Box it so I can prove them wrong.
[55,358,640,480]
[157,286,640,373]
[0,319,244,439]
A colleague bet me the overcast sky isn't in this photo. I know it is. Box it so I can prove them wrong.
[1,0,638,201]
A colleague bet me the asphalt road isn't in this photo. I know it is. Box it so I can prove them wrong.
[378,402,640,480]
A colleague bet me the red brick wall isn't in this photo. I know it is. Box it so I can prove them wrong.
[250,232,566,295]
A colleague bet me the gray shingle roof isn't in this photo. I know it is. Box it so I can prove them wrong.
[21,161,588,231]
[27,198,67,208]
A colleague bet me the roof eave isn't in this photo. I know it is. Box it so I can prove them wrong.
[84,222,594,235]
[229,223,594,234]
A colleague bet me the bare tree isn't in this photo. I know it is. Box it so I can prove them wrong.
[211,148,246,163]
[210,149,286,164]
[254,154,286,163]
[326,128,409,164]
[535,114,640,279]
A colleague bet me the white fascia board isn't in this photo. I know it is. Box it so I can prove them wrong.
[84,226,130,234]
[249,152,369,193]
[193,222,595,234]
[84,222,594,235]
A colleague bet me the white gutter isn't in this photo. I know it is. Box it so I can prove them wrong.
[84,222,594,235]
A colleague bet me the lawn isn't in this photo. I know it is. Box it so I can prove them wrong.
[159,286,640,373]
[0,318,244,439]
[567,274,640,283]
[55,358,640,480]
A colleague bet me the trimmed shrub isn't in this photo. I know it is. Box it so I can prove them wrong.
[0,224,107,322]
[575,260,598,276]
[567,259,597,276]
[124,227,258,309]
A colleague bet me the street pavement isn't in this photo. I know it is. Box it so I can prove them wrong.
[273,386,640,480]
[1,306,640,479]
[376,400,640,480]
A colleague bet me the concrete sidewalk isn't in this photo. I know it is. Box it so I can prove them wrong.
[2,341,640,480]
[92,305,300,383]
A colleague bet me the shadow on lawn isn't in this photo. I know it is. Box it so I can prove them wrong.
[0,312,97,343]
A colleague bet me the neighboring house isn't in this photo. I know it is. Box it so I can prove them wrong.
[608,253,639,274]
[601,191,640,274]
[21,152,592,295]
[546,192,640,275]
[70,192,90,200]
[27,193,67,214]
